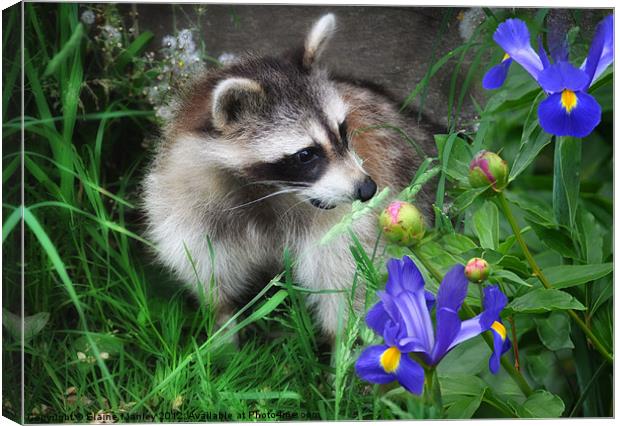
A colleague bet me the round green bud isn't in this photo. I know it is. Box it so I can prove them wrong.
[379,201,425,246]
[469,150,509,192]
[464,257,490,283]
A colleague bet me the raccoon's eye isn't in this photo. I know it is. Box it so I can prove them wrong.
[296,148,319,164]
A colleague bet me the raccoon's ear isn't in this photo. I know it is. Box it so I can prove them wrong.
[211,78,265,129]
[303,13,336,69]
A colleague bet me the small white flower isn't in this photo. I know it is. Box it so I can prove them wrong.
[177,29,195,52]
[155,105,174,121]
[101,25,121,43]
[80,10,96,25]
[162,35,176,49]
[77,352,86,361]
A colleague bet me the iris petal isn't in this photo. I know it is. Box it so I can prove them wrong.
[355,345,396,384]
[446,285,508,351]
[424,290,436,311]
[537,36,550,69]
[493,18,544,80]
[537,62,590,93]
[394,355,425,395]
[538,90,602,138]
[479,286,508,329]
[583,15,614,85]
[365,301,389,336]
[386,256,424,295]
[482,58,513,89]
[393,290,435,354]
[436,264,468,312]
[430,307,462,364]
[447,315,485,351]
[489,321,512,374]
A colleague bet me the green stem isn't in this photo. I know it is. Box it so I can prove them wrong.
[424,367,443,417]
[508,316,521,372]
[496,192,613,365]
[409,246,534,397]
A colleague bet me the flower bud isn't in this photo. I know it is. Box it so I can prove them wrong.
[464,257,490,283]
[469,150,509,192]
[379,201,425,246]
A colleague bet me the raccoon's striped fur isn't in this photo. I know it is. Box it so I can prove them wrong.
[142,14,438,338]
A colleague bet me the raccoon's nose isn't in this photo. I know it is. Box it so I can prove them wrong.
[356,176,377,202]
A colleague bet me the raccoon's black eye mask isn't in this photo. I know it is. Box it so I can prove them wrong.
[245,144,328,184]
[338,121,348,148]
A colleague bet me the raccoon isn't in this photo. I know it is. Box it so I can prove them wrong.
[143,14,438,339]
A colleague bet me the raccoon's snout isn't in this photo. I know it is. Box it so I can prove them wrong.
[355,176,377,202]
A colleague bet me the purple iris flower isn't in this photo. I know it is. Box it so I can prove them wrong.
[482,15,613,138]
[355,256,511,395]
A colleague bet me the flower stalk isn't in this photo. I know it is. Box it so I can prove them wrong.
[423,367,443,417]
[409,247,534,397]
[508,316,521,371]
[496,192,613,364]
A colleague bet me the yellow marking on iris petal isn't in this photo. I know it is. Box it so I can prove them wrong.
[380,347,401,373]
[561,89,578,113]
[502,52,510,62]
[491,321,507,341]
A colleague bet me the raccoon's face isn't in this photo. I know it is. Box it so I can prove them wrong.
[244,98,377,210]
[197,14,377,210]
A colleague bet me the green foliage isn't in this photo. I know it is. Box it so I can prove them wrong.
[2,4,613,421]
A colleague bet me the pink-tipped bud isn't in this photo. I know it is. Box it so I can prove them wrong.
[464,257,490,283]
[379,201,425,246]
[469,150,509,192]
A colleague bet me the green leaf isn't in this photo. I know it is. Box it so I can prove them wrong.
[589,277,612,316]
[507,288,585,314]
[491,269,532,288]
[525,350,556,385]
[440,233,478,255]
[449,187,487,215]
[509,94,552,182]
[535,312,574,351]
[590,301,612,353]
[437,337,488,376]
[577,208,603,264]
[434,133,472,185]
[483,251,530,277]
[473,200,499,250]
[511,390,565,418]
[444,394,484,419]
[541,263,613,289]
[497,234,517,254]
[439,374,487,405]
[553,137,582,230]
[505,192,556,227]
[528,222,578,259]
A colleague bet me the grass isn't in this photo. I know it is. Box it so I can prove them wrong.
[2,3,614,422]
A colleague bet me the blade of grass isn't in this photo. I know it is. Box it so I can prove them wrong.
[43,23,84,77]
[114,30,154,72]
[23,207,121,405]
[400,44,469,113]
[2,207,21,243]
